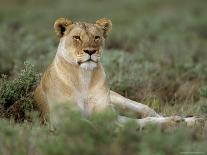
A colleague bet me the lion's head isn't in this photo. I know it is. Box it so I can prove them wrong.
[54,18,112,70]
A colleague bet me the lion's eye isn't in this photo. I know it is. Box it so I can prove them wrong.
[73,36,81,40]
[95,36,100,40]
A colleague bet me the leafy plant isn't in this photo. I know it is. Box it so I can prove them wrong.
[200,87,207,117]
[0,61,40,121]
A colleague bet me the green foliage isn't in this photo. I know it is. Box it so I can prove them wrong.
[200,103,207,117]
[200,88,207,117]
[200,87,207,98]
[0,62,40,121]
[0,107,206,155]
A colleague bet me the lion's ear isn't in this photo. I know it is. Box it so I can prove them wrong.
[96,18,112,38]
[54,18,73,37]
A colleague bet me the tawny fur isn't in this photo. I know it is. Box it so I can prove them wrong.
[34,18,202,128]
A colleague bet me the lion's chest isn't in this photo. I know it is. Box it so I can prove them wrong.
[74,70,94,116]
[76,90,109,117]
[75,70,109,116]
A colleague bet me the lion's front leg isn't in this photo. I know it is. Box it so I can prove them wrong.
[110,91,205,128]
[118,115,184,130]
[110,90,161,118]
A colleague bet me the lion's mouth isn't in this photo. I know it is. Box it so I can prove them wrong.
[86,58,96,63]
[78,58,97,65]
[79,59,98,70]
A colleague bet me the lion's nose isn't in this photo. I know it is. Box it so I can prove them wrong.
[83,49,96,56]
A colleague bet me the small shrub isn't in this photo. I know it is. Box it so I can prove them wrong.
[0,61,40,121]
[200,87,207,117]
[200,103,207,117]
[200,87,207,98]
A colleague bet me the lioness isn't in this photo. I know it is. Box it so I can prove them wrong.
[34,18,200,128]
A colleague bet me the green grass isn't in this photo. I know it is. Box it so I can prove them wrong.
[0,0,207,154]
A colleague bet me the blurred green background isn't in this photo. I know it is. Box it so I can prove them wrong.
[1,0,207,115]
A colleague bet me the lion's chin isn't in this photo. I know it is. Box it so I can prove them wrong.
[80,61,97,70]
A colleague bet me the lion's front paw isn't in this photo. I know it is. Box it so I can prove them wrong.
[184,117,205,128]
